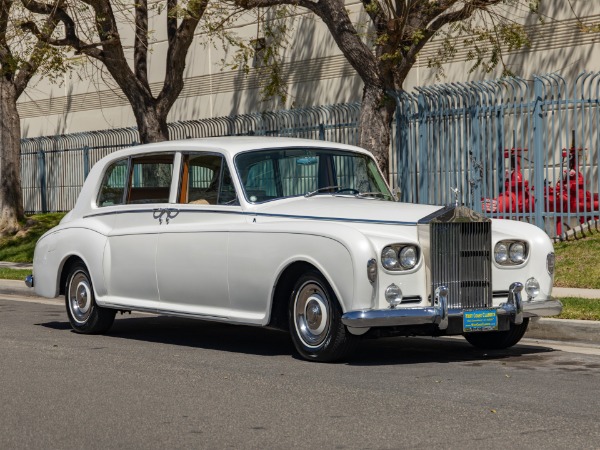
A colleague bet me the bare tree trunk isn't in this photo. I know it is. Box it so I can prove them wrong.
[133,105,170,143]
[0,79,24,235]
[358,84,396,181]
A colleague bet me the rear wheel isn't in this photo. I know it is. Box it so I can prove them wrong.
[65,263,115,334]
[289,270,356,362]
[464,319,529,350]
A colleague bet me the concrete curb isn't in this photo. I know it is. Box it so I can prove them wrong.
[526,318,600,345]
[0,279,40,298]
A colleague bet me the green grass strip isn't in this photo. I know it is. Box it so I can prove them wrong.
[0,268,32,281]
[558,297,600,321]
[0,213,65,263]
[554,232,600,289]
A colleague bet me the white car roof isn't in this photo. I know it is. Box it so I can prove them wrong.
[103,136,374,161]
[66,136,377,219]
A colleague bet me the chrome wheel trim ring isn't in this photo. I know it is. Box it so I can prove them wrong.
[68,271,93,324]
[294,280,331,348]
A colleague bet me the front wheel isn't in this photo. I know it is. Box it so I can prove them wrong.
[464,319,529,350]
[65,263,115,334]
[289,271,356,362]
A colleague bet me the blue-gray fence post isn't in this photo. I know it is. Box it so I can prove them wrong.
[496,103,505,195]
[533,78,545,229]
[417,93,428,203]
[318,123,325,140]
[83,146,90,180]
[470,95,482,211]
[395,98,403,197]
[37,149,47,213]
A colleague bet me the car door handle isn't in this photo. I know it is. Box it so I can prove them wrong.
[164,208,179,224]
[152,208,179,224]
[153,208,166,224]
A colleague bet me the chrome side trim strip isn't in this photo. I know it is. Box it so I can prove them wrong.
[102,303,231,322]
[252,212,418,226]
[83,208,243,219]
[84,208,418,226]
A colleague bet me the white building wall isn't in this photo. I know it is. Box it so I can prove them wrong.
[18,1,600,138]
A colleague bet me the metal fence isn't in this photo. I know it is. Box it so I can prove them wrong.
[20,105,361,214]
[20,72,600,238]
[392,72,600,238]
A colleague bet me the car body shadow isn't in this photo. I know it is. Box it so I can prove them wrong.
[38,313,556,365]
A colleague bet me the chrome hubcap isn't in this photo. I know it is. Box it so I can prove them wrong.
[68,271,93,324]
[294,281,330,348]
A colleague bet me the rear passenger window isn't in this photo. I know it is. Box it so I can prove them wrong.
[98,159,128,206]
[127,154,174,204]
[97,154,175,207]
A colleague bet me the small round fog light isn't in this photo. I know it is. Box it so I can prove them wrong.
[525,277,540,299]
[385,284,403,308]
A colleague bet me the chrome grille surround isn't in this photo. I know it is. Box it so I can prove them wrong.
[418,206,492,309]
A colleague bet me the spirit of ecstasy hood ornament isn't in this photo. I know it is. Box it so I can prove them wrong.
[450,187,460,206]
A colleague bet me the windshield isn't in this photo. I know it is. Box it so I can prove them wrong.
[235,148,394,203]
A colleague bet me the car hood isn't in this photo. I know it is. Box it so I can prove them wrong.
[251,196,443,225]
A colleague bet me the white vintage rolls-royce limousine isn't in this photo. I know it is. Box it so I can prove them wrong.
[26,137,561,361]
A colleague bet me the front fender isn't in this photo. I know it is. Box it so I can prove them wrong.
[227,221,377,324]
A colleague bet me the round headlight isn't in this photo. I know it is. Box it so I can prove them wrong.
[385,284,403,307]
[494,242,509,264]
[399,246,418,269]
[382,246,399,270]
[525,277,540,298]
[509,242,526,263]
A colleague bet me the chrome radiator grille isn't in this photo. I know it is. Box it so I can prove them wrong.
[430,221,492,309]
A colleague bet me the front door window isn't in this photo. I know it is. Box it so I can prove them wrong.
[179,153,238,205]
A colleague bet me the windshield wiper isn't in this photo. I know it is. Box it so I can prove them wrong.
[355,192,387,199]
[305,185,341,198]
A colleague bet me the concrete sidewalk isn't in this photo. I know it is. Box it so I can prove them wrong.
[553,287,600,299]
[0,274,598,347]
[0,261,33,270]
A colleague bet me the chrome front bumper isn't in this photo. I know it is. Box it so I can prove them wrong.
[342,282,563,329]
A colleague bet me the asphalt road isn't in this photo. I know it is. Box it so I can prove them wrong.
[2,295,600,450]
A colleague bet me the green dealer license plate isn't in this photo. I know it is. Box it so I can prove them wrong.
[463,309,498,332]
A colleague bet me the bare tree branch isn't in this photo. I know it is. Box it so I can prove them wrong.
[158,0,210,113]
[20,0,106,60]
[134,0,149,87]
[0,0,14,64]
